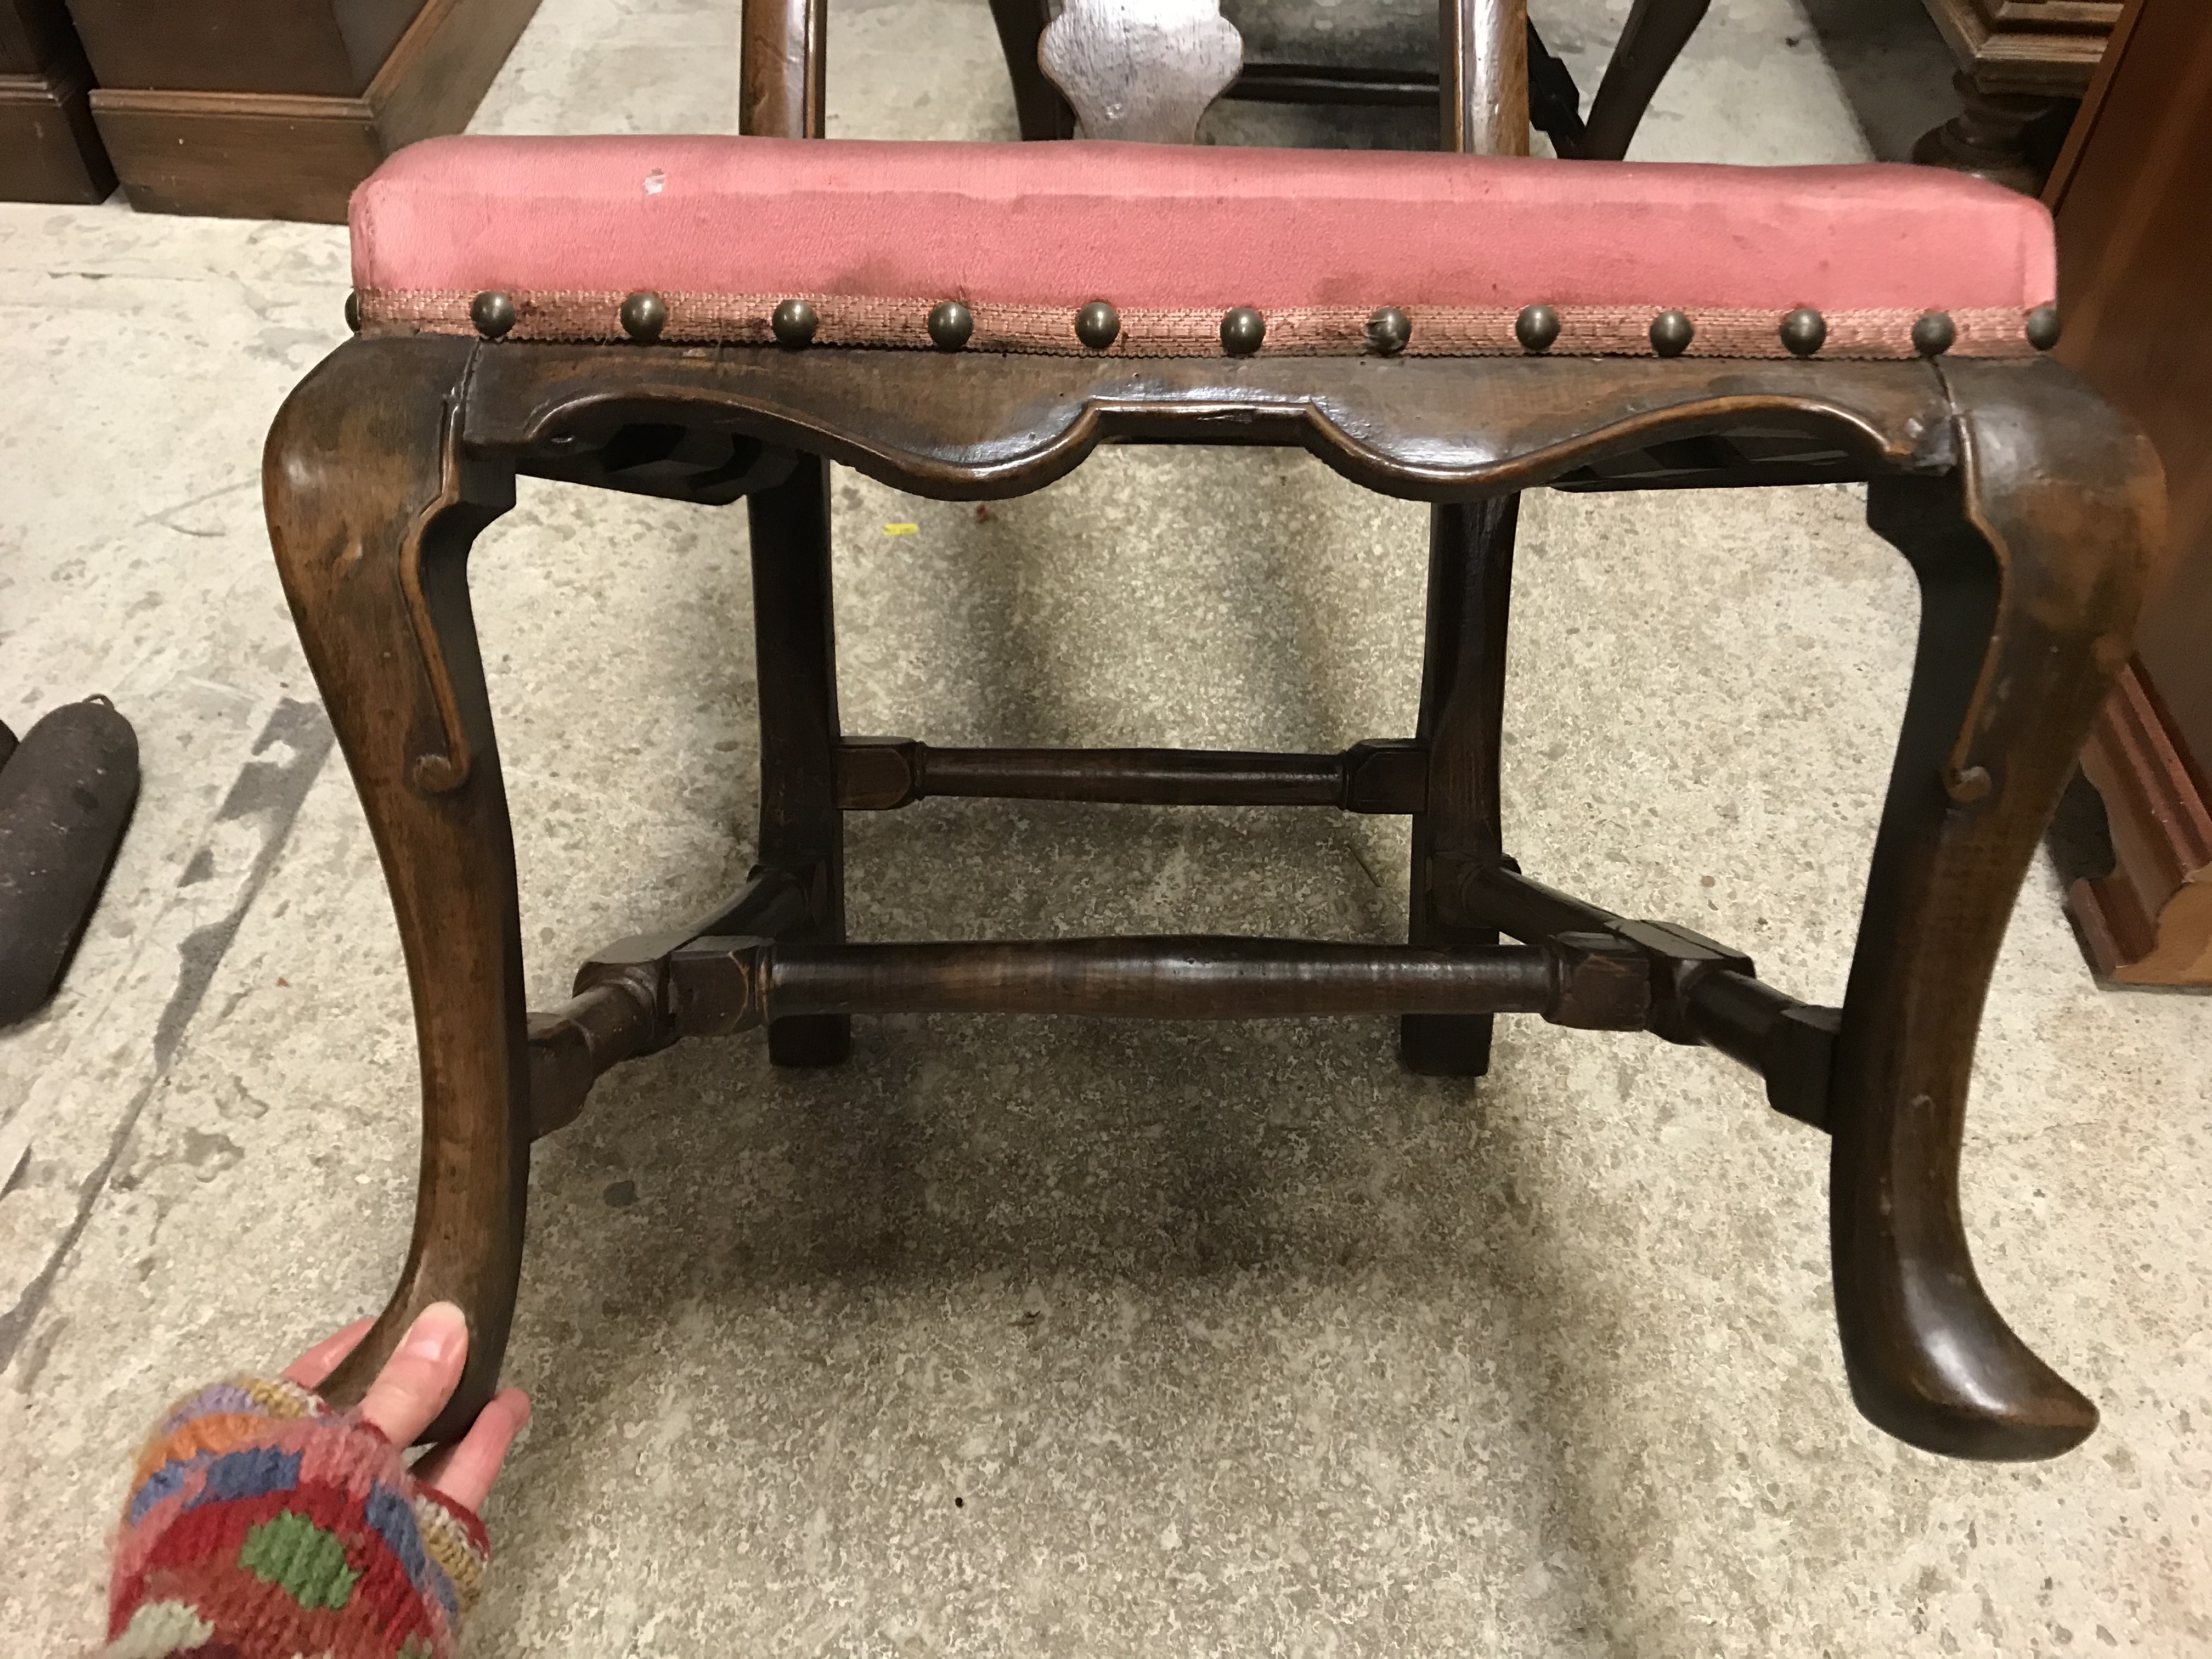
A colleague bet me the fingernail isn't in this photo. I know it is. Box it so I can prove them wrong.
[399,1301,465,1364]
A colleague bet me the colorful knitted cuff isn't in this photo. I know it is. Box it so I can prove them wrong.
[105,1375,490,1659]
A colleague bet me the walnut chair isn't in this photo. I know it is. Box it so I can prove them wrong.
[983,0,1711,160]
[268,0,2163,1464]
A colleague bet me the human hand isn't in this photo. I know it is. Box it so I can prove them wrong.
[282,1304,532,1511]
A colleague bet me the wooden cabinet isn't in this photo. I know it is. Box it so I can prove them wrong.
[1920,0,2119,95]
[1914,0,2120,192]
[0,0,114,201]
[65,0,540,221]
[2049,0,2212,984]
[66,0,428,96]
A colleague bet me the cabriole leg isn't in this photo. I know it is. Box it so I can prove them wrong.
[1403,496,1519,1076]
[1838,367,2163,1459]
[263,336,526,1442]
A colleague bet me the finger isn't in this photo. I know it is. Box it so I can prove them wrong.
[283,1317,375,1390]
[357,1302,469,1447]
[412,1387,531,1512]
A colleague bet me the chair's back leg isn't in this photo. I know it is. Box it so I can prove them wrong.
[264,337,528,1443]
[747,455,853,1066]
[1837,369,2162,1458]
[1409,2,1528,1077]
[740,0,827,139]
[1576,0,1710,160]
[1403,498,1519,1076]
[989,0,1077,138]
[1441,0,1532,156]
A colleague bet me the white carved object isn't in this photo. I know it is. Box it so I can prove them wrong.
[1038,0,1244,145]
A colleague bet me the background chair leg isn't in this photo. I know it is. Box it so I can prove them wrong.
[1577,0,1711,160]
[1403,496,1519,1076]
[264,336,528,1443]
[988,0,1076,139]
[1837,370,2163,1459]
[748,454,853,1066]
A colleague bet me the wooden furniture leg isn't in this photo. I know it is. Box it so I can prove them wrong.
[263,335,528,1443]
[1440,0,1531,156]
[2070,664,2212,983]
[988,0,1074,139]
[1577,0,1711,160]
[1838,364,2162,1459]
[1403,498,1518,1076]
[748,454,851,1066]
[1914,70,2072,196]
[1414,4,1528,1077]
[740,0,827,141]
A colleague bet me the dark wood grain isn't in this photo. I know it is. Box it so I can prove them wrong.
[1920,0,2117,99]
[747,456,851,1066]
[455,342,1955,504]
[834,738,1426,811]
[0,0,112,202]
[1422,0,1520,1077]
[2,0,75,70]
[1432,858,1838,1127]
[370,0,541,149]
[66,0,425,96]
[2047,0,2212,984]
[292,305,2156,1465]
[90,87,387,218]
[88,0,539,220]
[739,0,825,140]
[766,936,1556,1020]
[1837,358,2162,1458]
[0,62,111,203]
[1440,0,1530,156]
[529,871,814,1136]
[2069,662,2212,982]
[526,928,1658,1122]
[1402,499,1517,1075]
[263,335,528,1442]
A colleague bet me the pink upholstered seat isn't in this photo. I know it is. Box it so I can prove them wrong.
[351,135,2057,359]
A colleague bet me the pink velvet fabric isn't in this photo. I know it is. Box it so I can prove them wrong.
[352,135,2055,312]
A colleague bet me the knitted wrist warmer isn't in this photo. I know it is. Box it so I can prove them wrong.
[104,1375,490,1659]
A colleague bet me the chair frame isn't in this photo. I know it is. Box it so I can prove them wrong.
[985,0,1711,160]
[270,0,2163,1464]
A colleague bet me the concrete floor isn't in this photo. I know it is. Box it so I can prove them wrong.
[3,1,2208,1654]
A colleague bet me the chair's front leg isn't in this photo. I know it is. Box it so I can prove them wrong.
[1840,365,2163,1460]
[264,336,527,1443]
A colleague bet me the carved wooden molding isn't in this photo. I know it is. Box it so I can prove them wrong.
[1920,0,2118,93]
[398,400,478,794]
[1037,0,1241,144]
[456,342,1957,503]
[2069,662,2212,983]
